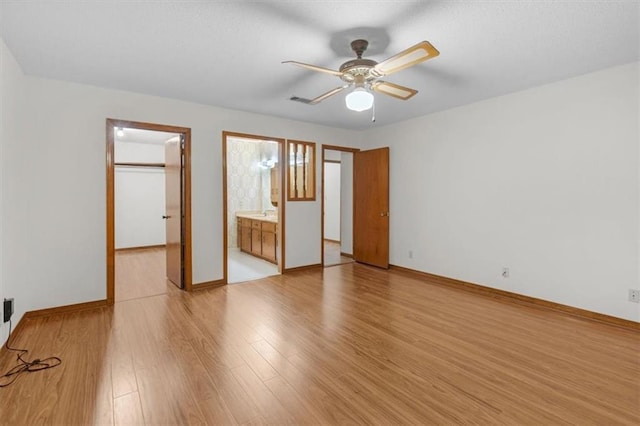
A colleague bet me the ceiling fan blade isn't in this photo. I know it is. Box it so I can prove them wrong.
[290,85,349,105]
[372,41,439,77]
[372,81,418,100]
[282,61,343,77]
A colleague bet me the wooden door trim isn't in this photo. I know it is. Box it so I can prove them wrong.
[322,144,360,153]
[106,118,193,304]
[321,145,360,267]
[222,131,286,283]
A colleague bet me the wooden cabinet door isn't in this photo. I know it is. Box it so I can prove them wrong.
[251,221,262,255]
[262,223,276,263]
[241,225,252,253]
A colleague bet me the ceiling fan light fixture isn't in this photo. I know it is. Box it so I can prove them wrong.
[285,39,438,114]
[345,87,374,112]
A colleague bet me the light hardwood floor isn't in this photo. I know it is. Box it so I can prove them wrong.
[0,263,638,424]
[115,247,178,302]
[323,240,353,267]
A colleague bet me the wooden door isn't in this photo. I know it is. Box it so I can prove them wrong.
[165,136,183,288]
[354,147,389,268]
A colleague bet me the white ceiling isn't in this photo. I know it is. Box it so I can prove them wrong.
[1,1,638,130]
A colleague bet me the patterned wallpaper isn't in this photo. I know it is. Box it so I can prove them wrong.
[227,138,278,247]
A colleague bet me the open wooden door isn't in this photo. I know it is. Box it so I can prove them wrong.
[165,135,183,288]
[354,147,389,268]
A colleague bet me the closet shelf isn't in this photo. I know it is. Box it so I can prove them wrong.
[115,162,165,168]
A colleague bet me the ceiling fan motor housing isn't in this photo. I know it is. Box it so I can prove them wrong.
[339,59,378,84]
[338,39,380,85]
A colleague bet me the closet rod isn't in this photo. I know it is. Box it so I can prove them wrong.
[115,162,165,168]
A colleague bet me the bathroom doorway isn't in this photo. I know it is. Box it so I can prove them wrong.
[222,132,285,283]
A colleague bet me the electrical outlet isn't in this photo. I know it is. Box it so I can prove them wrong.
[3,298,14,323]
[408,250,413,259]
[629,289,640,303]
[502,267,509,278]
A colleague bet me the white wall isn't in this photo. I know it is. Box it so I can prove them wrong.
[0,38,27,340]
[340,152,354,255]
[1,39,362,324]
[324,162,340,241]
[324,150,342,161]
[115,138,165,163]
[115,168,166,249]
[115,140,166,249]
[363,62,640,322]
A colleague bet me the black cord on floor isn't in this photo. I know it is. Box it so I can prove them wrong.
[0,319,62,387]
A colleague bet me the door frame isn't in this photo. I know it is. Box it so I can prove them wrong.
[106,118,193,304]
[222,131,286,283]
[321,145,359,267]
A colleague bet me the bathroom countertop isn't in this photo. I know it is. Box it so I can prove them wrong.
[236,212,278,224]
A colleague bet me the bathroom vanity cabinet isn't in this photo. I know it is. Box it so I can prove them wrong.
[237,215,277,264]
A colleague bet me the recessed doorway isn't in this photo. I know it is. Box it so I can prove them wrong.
[106,119,192,304]
[222,132,285,284]
[322,145,358,267]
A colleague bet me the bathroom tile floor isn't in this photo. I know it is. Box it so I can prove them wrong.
[228,247,279,284]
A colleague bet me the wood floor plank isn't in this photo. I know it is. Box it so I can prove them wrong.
[237,341,279,382]
[263,375,328,424]
[230,363,294,424]
[111,351,137,399]
[196,394,237,425]
[201,366,263,424]
[252,339,371,424]
[1,260,638,425]
[135,365,206,425]
[114,392,144,425]
[115,246,174,302]
[185,296,280,382]
[92,309,115,426]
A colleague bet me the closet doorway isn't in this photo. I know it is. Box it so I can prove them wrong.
[222,131,285,283]
[321,145,358,267]
[106,119,192,304]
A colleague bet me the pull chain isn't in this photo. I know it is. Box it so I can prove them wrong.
[371,98,376,123]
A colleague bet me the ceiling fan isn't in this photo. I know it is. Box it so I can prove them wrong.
[283,39,439,112]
